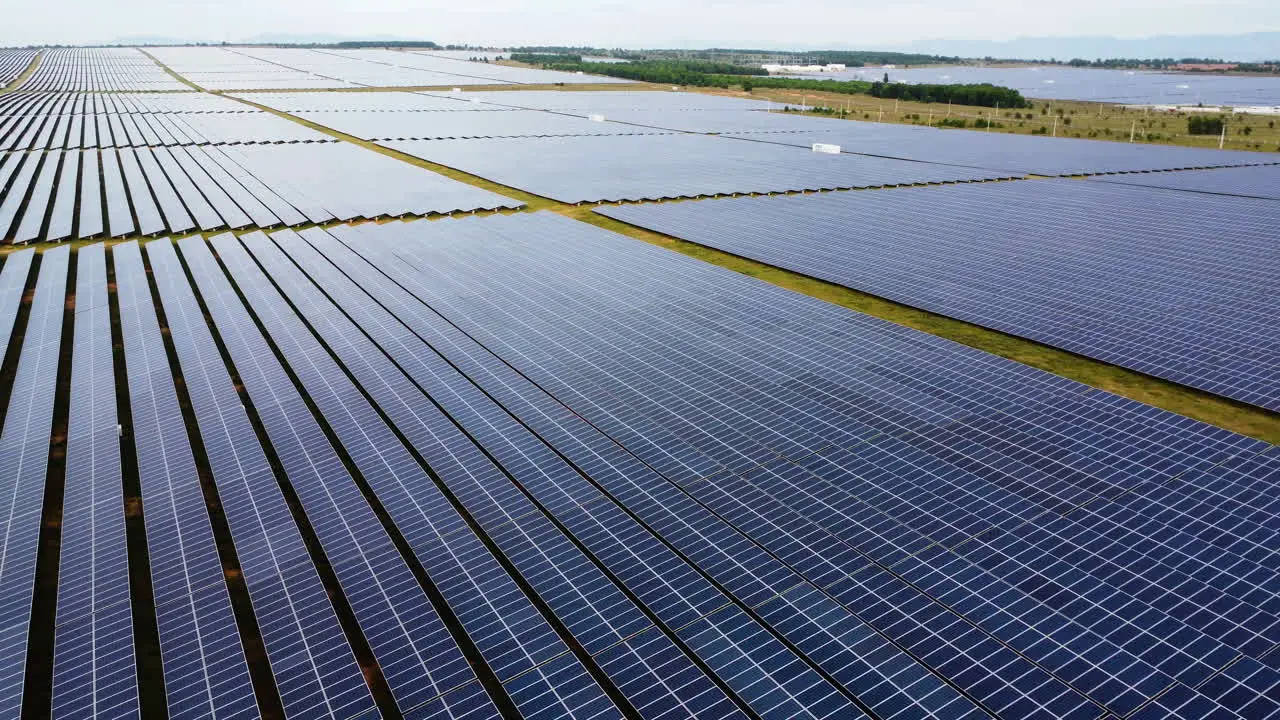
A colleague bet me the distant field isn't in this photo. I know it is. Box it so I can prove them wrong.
[497,58,1280,152]
[701,85,1280,152]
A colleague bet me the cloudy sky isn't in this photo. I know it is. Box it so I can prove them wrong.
[4,0,1279,49]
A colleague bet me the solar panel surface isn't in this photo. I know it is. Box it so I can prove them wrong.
[384,134,1016,203]
[52,244,138,720]
[318,211,1278,717]
[150,238,375,719]
[598,180,1280,411]
[0,246,64,718]
[0,142,521,243]
[1096,163,1280,200]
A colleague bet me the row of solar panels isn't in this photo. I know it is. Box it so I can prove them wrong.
[20,48,191,92]
[245,89,776,113]
[0,212,1276,720]
[145,46,634,91]
[0,48,37,87]
[0,91,257,116]
[0,143,520,243]
[598,172,1280,413]
[0,109,330,150]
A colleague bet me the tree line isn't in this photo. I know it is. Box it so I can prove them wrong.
[513,55,1029,109]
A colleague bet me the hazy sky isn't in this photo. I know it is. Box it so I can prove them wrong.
[5,0,1280,48]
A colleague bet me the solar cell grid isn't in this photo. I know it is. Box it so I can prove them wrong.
[0,49,37,86]
[337,211,1280,716]
[383,134,1016,203]
[266,228,813,719]
[232,92,514,113]
[20,48,190,92]
[417,90,773,112]
[597,180,1280,411]
[149,238,374,720]
[290,109,672,141]
[1128,683,1243,719]
[0,245,67,718]
[324,223,1017,719]
[196,233,513,718]
[112,241,261,720]
[1098,163,1280,201]
[232,234,575,678]
[712,116,1275,176]
[52,243,139,720]
[0,140,519,243]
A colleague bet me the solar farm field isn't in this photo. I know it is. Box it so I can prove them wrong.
[0,43,1277,720]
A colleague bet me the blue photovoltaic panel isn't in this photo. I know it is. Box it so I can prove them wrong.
[709,116,1275,176]
[1127,683,1242,720]
[192,232,504,718]
[0,245,68,717]
[1195,657,1280,719]
[330,211,1279,716]
[598,180,1280,411]
[1097,163,1280,201]
[287,108,668,141]
[218,231,539,717]
[0,248,33,351]
[416,90,776,112]
[257,229,756,720]
[52,243,139,720]
[148,238,373,720]
[382,134,1017,203]
[323,222,1047,720]
[112,241,261,720]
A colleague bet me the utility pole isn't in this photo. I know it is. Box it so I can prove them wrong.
[1052,115,1058,136]
[878,105,883,122]
[1219,122,1226,149]
[1130,119,1136,142]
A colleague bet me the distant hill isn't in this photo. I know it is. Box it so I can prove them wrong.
[897,32,1280,63]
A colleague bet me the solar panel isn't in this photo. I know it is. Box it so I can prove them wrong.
[253,229,752,719]
[0,247,33,348]
[191,233,511,718]
[148,238,376,720]
[1097,164,1280,201]
[0,150,40,238]
[47,150,80,241]
[100,149,135,237]
[288,109,672,141]
[329,211,1279,716]
[598,180,1280,411]
[19,49,190,92]
[319,222,1038,719]
[0,245,65,717]
[0,134,519,244]
[1127,683,1241,720]
[76,150,104,239]
[382,134,1017,203]
[693,114,1274,177]
[52,243,139,720]
[115,149,165,235]
[112,241,261,720]
[416,90,773,112]
[133,148,195,234]
[13,150,59,242]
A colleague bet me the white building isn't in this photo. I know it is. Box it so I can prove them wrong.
[761,63,848,75]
